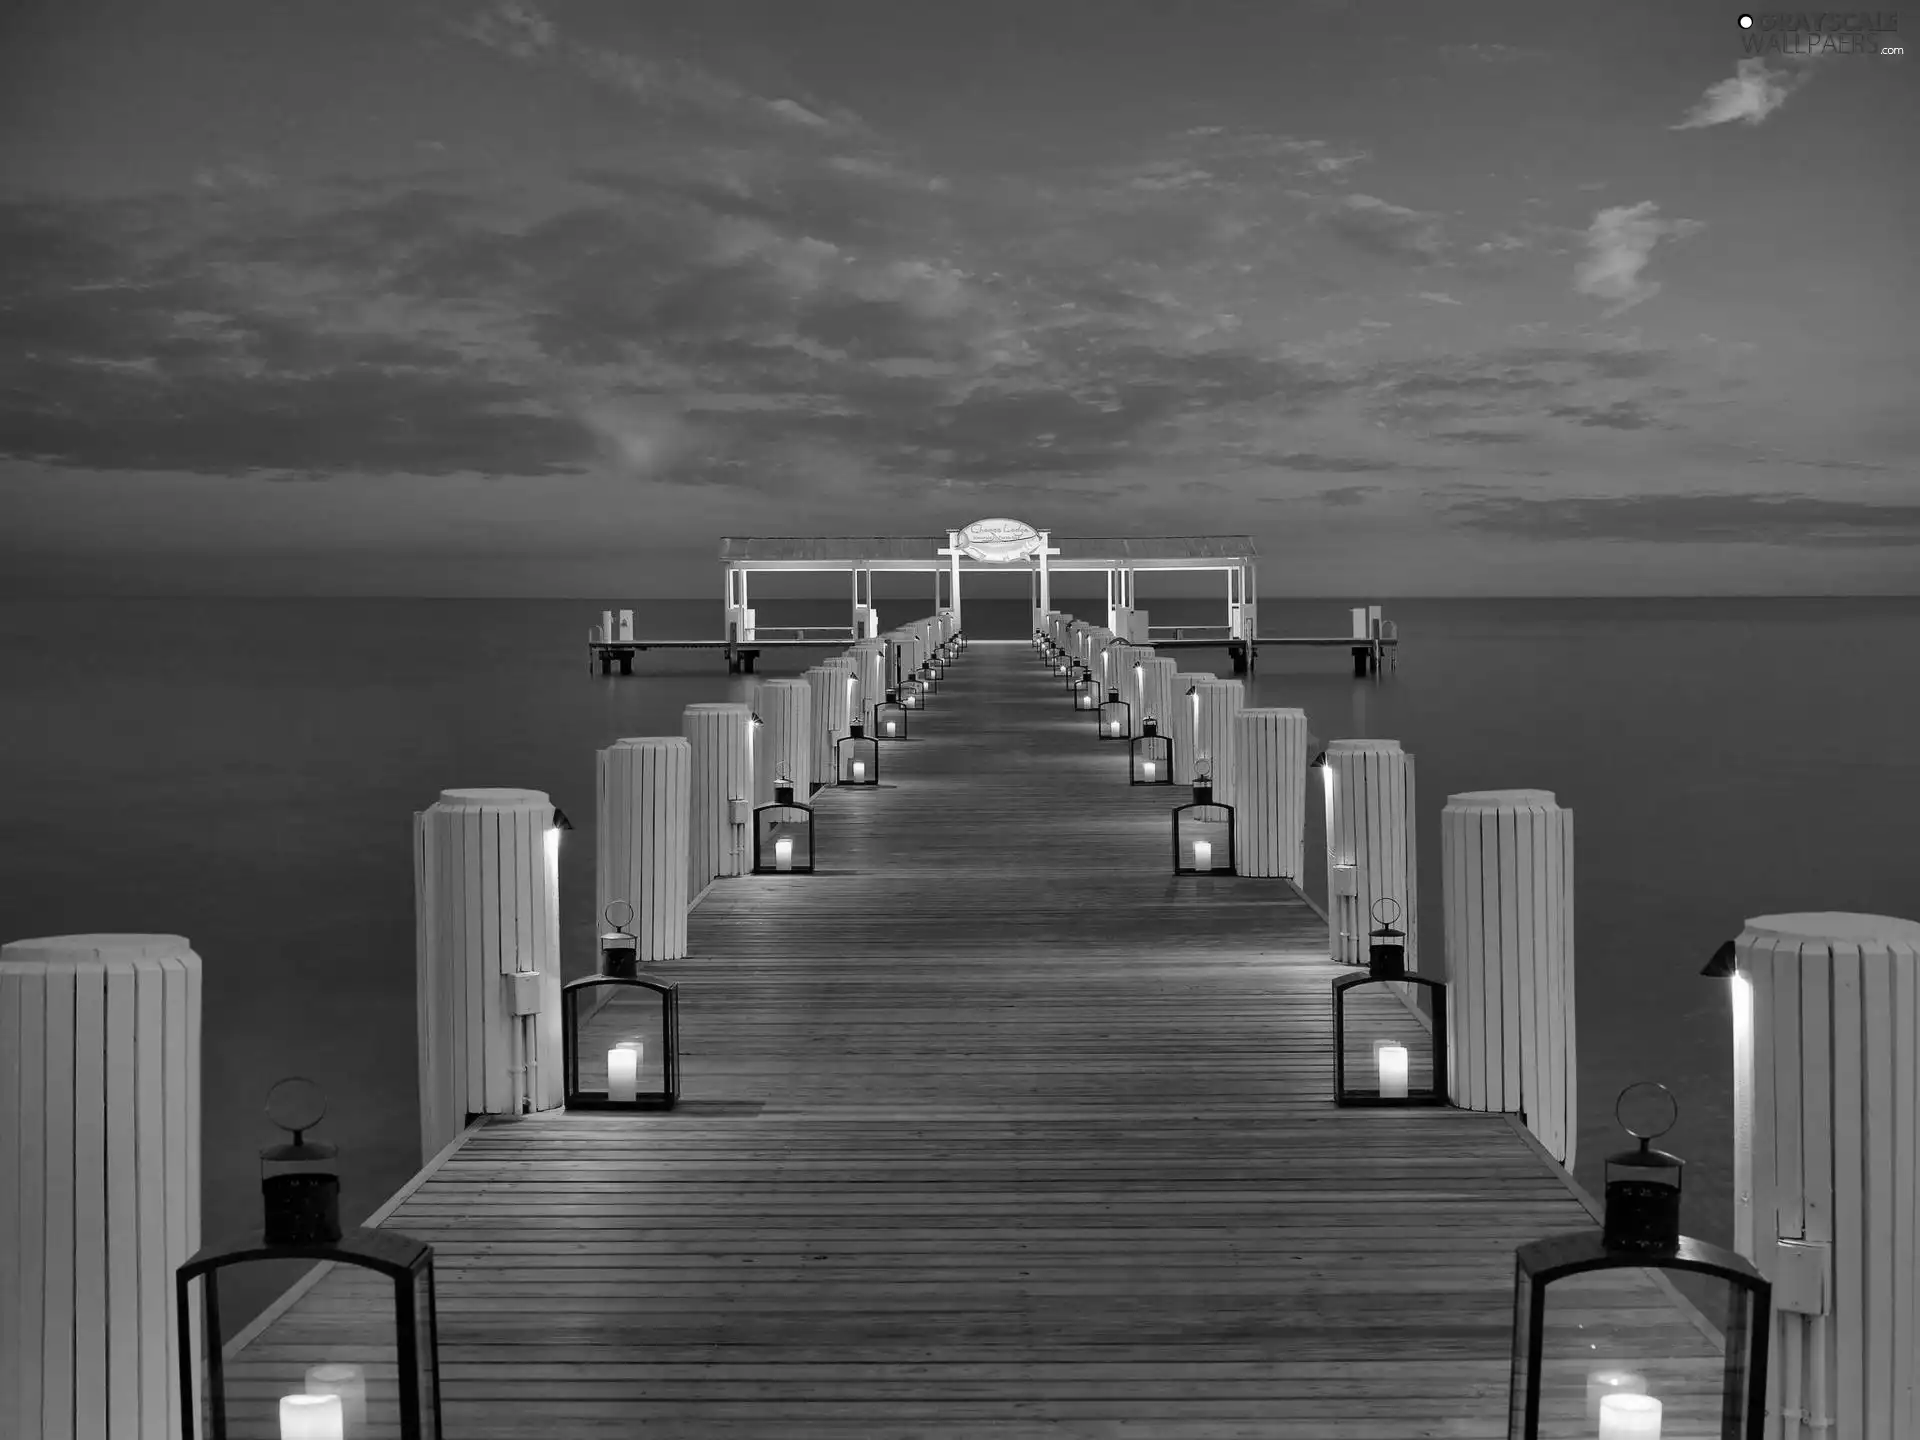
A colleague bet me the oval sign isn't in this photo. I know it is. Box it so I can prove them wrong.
[958,517,1042,563]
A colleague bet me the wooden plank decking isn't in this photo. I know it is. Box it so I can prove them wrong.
[230,641,1716,1439]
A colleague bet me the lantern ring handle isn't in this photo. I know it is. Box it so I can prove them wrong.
[1615,1080,1680,1140]
[604,899,636,933]
[1370,896,1402,927]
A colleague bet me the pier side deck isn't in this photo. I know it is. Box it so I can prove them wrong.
[230,642,1712,1438]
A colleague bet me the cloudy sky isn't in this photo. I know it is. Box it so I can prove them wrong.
[2,0,1914,596]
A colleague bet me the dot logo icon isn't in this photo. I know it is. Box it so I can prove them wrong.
[1739,13,1754,25]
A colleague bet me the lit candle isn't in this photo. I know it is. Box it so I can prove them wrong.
[304,1365,366,1431]
[1586,1371,1649,1424]
[1143,761,1156,780]
[607,1043,641,1103]
[1376,1042,1409,1099]
[1108,720,1121,736]
[1193,840,1212,871]
[775,836,793,871]
[851,759,866,782]
[280,1392,343,1440]
[884,721,897,736]
[1597,1392,1661,1439]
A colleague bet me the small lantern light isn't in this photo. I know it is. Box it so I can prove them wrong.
[873,690,907,738]
[835,722,879,785]
[752,772,815,873]
[916,660,939,693]
[898,674,925,709]
[1053,653,1073,677]
[1332,898,1448,1106]
[176,1079,445,1439]
[561,902,680,1111]
[1131,716,1172,784]
[1507,1082,1771,1438]
[1073,673,1099,710]
[1098,689,1129,740]
[1172,765,1235,874]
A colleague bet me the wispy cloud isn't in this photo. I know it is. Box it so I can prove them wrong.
[1321,194,1446,263]
[1416,291,1462,305]
[1440,43,1551,64]
[1573,202,1703,316]
[1672,58,1808,129]
[1451,492,1920,546]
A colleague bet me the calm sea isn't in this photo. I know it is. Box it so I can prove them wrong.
[2,594,1915,1336]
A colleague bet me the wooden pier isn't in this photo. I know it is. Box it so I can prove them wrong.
[226,642,1718,1438]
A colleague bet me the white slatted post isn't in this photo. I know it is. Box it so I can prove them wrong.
[595,738,691,964]
[818,659,859,786]
[1141,658,1177,747]
[1113,644,1154,736]
[1192,678,1245,805]
[1170,672,1215,784]
[1233,708,1310,880]
[851,641,886,724]
[681,702,753,889]
[751,678,812,802]
[1321,739,1418,970]
[1440,789,1575,1168]
[803,664,842,789]
[0,935,201,1440]
[414,788,566,1158]
[1720,912,1920,1440]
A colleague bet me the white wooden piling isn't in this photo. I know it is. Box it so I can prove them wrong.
[1114,643,1155,736]
[1232,708,1310,880]
[751,678,813,802]
[1191,678,1245,801]
[850,640,886,718]
[804,662,857,787]
[1440,788,1575,1169]
[1170,672,1215,785]
[595,738,691,964]
[1726,911,1920,1440]
[1140,657,1178,747]
[1322,739,1419,968]
[681,702,753,889]
[413,788,565,1162]
[0,934,202,1440]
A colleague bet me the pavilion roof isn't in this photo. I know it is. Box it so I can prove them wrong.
[719,535,1257,562]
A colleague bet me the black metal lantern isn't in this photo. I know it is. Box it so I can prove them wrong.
[835,722,879,785]
[1508,1083,1770,1439]
[1097,689,1130,740]
[1131,717,1172,784]
[176,1079,444,1440]
[873,691,908,739]
[1053,653,1074,677]
[916,660,940,693]
[898,674,925,709]
[561,903,680,1111]
[1172,770,1236,874]
[1073,673,1099,710]
[1332,898,1448,1106]
[752,778,815,873]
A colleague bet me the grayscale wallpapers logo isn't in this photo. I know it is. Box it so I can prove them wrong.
[1737,12,1904,55]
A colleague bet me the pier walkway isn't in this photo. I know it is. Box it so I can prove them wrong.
[232,642,1714,1438]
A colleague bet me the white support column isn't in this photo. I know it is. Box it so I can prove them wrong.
[414,787,566,1160]
[1722,911,1920,1440]
[1140,657,1178,749]
[949,534,963,631]
[751,678,812,801]
[806,659,858,786]
[850,640,886,721]
[739,568,752,640]
[1232,708,1309,880]
[1171,671,1216,785]
[1037,532,1053,617]
[1113,643,1154,736]
[596,738,691,963]
[1322,739,1419,970]
[0,934,202,1440]
[681,703,753,887]
[1440,789,1575,1169]
[1191,678,1245,802]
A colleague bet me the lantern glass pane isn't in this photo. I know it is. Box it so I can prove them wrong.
[196,1262,416,1440]
[756,805,813,869]
[1515,1264,1761,1437]
[1174,803,1233,871]
[570,980,673,1104]
[1132,734,1172,782]
[1335,978,1440,1101]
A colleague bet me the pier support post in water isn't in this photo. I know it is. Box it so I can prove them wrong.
[596,739,692,964]
[0,934,203,1440]
[1191,678,1246,806]
[1714,911,1920,1439]
[750,677,813,803]
[1231,708,1310,881]
[1169,672,1215,785]
[1321,739,1419,970]
[413,787,566,1158]
[1439,789,1574,1168]
[681,703,753,889]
